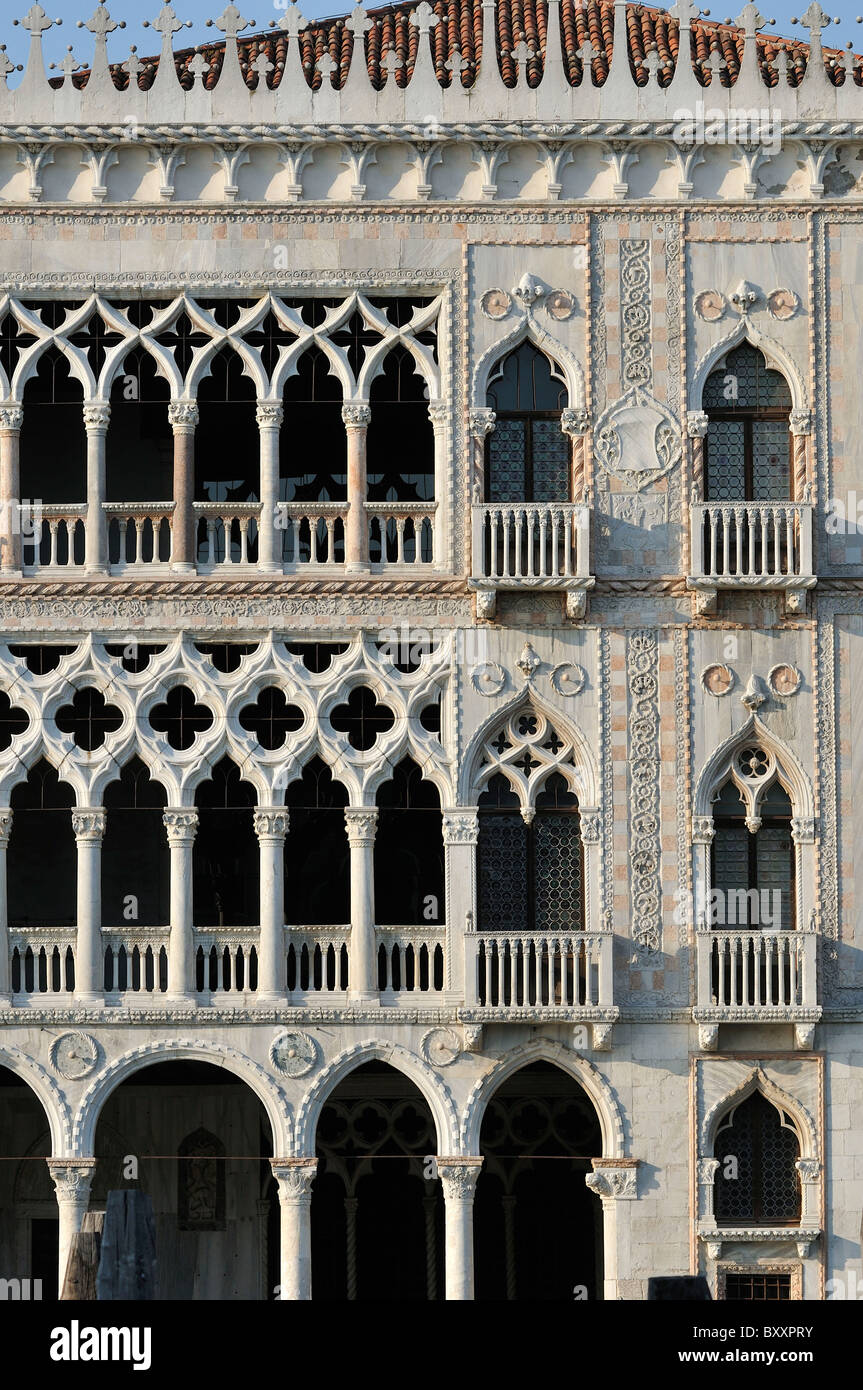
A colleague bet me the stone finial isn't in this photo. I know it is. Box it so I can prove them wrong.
[143,4,192,40]
[382,49,403,76]
[669,0,701,30]
[643,48,663,82]
[50,46,81,79]
[410,1,440,35]
[78,5,124,41]
[188,52,211,83]
[207,4,254,39]
[346,4,372,37]
[122,46,144,80]
[13,5,61,38]
[0,46,22,79]
[578,38,597,76]
[251,51,273,78]
[315,50,337,79]
[736,2,768,39]
[446,47,469,77]
[792,2,831,42]
[510,39,535,68]
[279,1,308,40]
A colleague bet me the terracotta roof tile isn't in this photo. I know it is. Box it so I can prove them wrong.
[63,2,858,95]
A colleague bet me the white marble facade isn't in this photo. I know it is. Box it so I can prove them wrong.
[0,1,860,1303]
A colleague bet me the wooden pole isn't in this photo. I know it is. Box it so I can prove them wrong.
[96,1191,157,1301]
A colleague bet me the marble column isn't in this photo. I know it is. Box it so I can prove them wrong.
[442,809,478,999]
[271,1158,317,1301]
[163,809,198,1002]
[0,810,11,1002]
[561,406,591,501]
[255,807,289,1000]
[0,406,23,574]
[790,409,813,501]
[686,410,709,504]
[344,808,378,1000]
[168,401,198,573]
[439,1157,483,1300]
[426,398,448,564]
[72,809,106,1004]
[342,403,371,572]
[47,1158,97,1295]
[83,402,110,574]
[257,401,284,572]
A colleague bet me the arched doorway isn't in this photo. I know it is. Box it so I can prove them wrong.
[0,1066,57,1298]
[474,1061,603,1301]
[93,1059,276,1300]
[311,1060,443,1300]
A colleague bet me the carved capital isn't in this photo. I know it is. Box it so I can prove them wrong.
[254,807,289,839]
[560,407,591,437]
[789,409,813,436]
[162,808,199,845]
[427,399,449,428]
[71,808,107,842]
[0,406,24,433]
[586,1159,638,1200]
[579,809,601,844]
[47,1158,98,1204]
[698,1157,720,1185]
[692,816,715,844]
[256,401,284,430]
[469,407,496,440]
[437,1157,484,1200]
[795,1158,821,1184]
[83,402,111,432]
[791,816,815,844]
[168,401,199,431]
[441,809,479,846]
[271,1157,317,1202]
[342,403,371,428]
[0,809,13,846]
[686,410,709,439]
[344,808,378,846]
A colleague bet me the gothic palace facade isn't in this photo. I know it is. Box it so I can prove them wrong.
[0,0,859,1302]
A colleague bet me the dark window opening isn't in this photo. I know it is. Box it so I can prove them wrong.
[280,347,346,506]
[711,778,795,930]
[193,758,259,929]
[286,641,349,673]
[194,642,258,674]
[703,344,792,503]
[9,644,76,675]
[330,685,395,750]
[101,758,169,932]
[21,346,86,508]
[284,757,349,926]
[374,758,444,928]
[107,347,173,510]
[485,342,570,503]
[0,691,29,749]
[0,312,37,380]
[714,1092,801,1226]
[194,348,259,503]
[104,642,166,674]
[367,347,434,505]
[9,760,76,930]
[149,685,214,751]
[477,771,584,933]
[55,687,123,751]
[722,1272,793,1301]
[239,687,305,750]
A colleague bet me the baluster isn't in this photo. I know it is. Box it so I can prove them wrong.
[135,516,145,564]
[499,510,510,579]
[745,507,755,576]
[722,508,731,576]
[734,507,743,578]
[515,508,526,578]
[426,513,434,566]
[205,518,215,568]
[717,937,726,1006]
[49,519,59,568]
[538,507,549,578]
[239,516,249,565]
[326,515,336,563]
[742,935,750,1007]
[497,940,506,1006]
[785,507,795,576]
[396,516,406,565]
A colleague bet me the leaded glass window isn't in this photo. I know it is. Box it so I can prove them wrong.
[486,343,570,502]
[714,1092,801,1226]
[703,344,792,502]
[710,779,794,930]
[477,771,583,932]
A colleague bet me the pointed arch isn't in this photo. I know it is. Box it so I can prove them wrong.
[461,1039,625,1157]
[701,1065,817,1159]
[693,713,813,824]
[472,318,586,411]
[295,1040,458,1157]
[459,688,599,811]
[690,321,807,413]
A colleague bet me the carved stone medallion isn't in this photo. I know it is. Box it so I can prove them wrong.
[694,289,726,321]
[701,663,736,696]
[50,1031,99,1080]
[270,1031,320,1078]
[421,1028,461,1068]
[548,662,587,696]
[768,663,802,696]
[471,662,507,696]
[480,288,512,320]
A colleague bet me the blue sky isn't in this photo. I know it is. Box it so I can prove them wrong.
[5,0,863,71]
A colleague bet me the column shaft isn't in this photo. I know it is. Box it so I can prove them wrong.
[271,1159,317,1301]
[48,1159,97,1296]
[73,810,106,1003]
[257,403,283,572]
[83,403,110,573]
[0,409,23,573]
[255,808,288,999]
[343,403,371,572]
[169,403,198,572]
[439,1158,483,1300]
[0,811,11,999]
[344,809,377,999]
[163,809,198,1001]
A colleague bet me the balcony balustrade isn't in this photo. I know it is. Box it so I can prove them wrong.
[694,928,820,1050]
[688,501,814,614]
[470,502,594,620]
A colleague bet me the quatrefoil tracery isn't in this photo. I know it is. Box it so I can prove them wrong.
[477,706,581,817]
